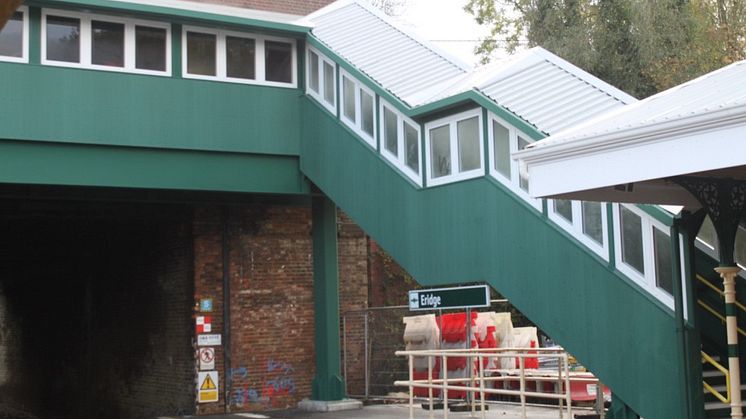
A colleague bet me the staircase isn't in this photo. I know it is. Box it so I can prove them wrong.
[299,97,713,418]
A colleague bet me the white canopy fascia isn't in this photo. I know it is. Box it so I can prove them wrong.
[514,104,746,205]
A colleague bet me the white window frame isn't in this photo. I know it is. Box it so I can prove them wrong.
[379,100,422,186]
[0,6,29,63]
[548,199,609,260]
[182,25,296,88]
[612,204,674,308]
[41,9,171,76]
[305,45,336,115]
[487,112,542,210]
[424,108,484,187]
[339,69,376,148]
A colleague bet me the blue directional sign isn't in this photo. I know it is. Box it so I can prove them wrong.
[408,285,490,311]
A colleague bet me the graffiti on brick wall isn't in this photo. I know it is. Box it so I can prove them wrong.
[229,359,296,408]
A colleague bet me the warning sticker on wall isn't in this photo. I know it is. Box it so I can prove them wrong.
[199,347,215,370]
[197,371,219,403]
[196,316,212,333]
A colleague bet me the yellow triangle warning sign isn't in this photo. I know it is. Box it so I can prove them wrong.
[200,374,217,390]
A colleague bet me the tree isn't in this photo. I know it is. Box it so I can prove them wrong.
[465,0,746,98]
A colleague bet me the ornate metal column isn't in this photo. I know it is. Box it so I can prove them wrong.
[676,176,746,418]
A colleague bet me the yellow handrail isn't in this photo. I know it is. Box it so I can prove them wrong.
[697,274,746,313]
[702,350,730,404]
[697,300,746,338]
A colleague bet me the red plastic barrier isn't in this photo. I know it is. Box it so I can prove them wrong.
[413,368,441,397]
[438,312,477,343]
[568,374,611,402]
[515,340,539,369]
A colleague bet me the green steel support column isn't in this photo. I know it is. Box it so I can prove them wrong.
[311,195,345,401]
[679,210,707,419]
[672,216,706,419]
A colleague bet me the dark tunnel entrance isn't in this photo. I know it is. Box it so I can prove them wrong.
[0,196,195,419]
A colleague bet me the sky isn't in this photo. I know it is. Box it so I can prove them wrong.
[393,0,494,67]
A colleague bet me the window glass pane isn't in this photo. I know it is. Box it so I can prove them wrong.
[46,15,80,63]
[404,122,419,173]
[0,12,23,58]
[92,20,124,67]
[308,50,319,93]
[554,200,573,223]
[517,136,530,191]
[736,227,746,268]
[457,117,480,172]
[265,40,292,83]
[226,36,255,79]
[697,216,717,250]
[653,228,673,295]
[323,61,334,105]
[430,125,451,178]
[360,90,374,137]
[342,76,356,121]
[492,120,510,179]
[186,31,216,76]
[135,26,166,71]
[620,206,644,274]
[582,201,604,245]
[383,107,398,156]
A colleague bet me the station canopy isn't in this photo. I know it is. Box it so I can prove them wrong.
[514,59,746,209]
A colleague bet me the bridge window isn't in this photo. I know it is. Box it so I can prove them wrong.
[42,9,170,75]
[92,21,124,67]
[380,100,421,186]
[265,40,292,83]
[653,227,673,295]
[183,26,296,87]
[135,26,167,71]
[487,113,542,210]
[613,204,675,306]
[425,109,483,187]
[226,36,255,79]
[549,199,609,259]
[306,46,336,114]
[0,7,28,63]
[46,15,80,63]
[340,70,376,147]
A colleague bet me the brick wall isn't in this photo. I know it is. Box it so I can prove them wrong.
[186,0,336,16]
[194,204,368,414]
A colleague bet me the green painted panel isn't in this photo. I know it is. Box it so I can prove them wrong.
[300,99,686,419]
[0,139,309,194]
[0,63,302,155]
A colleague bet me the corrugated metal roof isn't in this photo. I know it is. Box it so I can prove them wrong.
[309,1,635,134]
[308,0,470,107]
[535,59,746,146]
[475,49,635,134]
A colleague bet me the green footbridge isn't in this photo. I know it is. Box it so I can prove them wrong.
[0,1,743,418]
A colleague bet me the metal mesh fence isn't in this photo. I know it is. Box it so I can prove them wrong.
[342,300,522,399]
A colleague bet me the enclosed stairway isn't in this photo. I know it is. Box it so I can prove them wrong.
[300,96,746,418]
